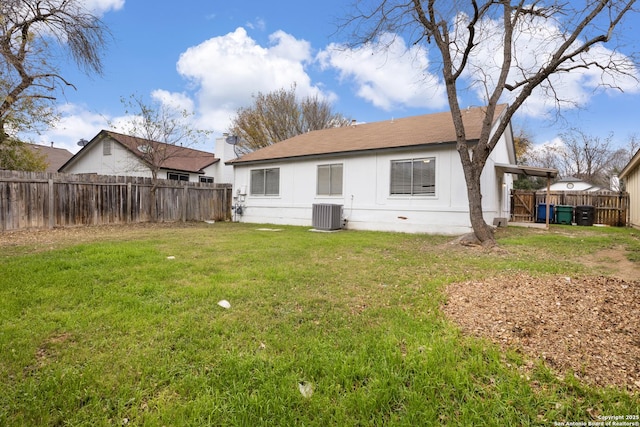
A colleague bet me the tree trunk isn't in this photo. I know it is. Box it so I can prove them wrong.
[463,160,495,246]
[150,186,158,223]
[150,172,159,223]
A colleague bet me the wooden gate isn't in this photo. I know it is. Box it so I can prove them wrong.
[510,189,629,226]
[510,190,536,222]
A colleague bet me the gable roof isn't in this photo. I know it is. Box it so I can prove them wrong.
[60,130,219,174]
[228,105,508,165]
[620,147,640,180]
[27,143,73,173]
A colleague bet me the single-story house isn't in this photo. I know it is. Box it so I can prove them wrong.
[619,148,640,229]
[227,105,526,235]
[59,130,225,183]
[549,176,603,192]
[27,143,74,173]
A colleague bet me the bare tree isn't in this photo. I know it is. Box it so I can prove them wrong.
[0,0,109,161]
[228,86,352,155]
[522,130,639,189]
[344,0,637,245]
[556,128,616,187]
[111,94,211,220]
[610,133,640,174]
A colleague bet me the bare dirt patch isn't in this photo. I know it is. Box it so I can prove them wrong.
[443,273,640,392]
[581,247,640,282]
[0,223,197,253]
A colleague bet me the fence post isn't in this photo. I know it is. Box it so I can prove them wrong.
[48,178,55,229]
[127,182,132,223]
[93,180,99,225]
[182,185,188,222]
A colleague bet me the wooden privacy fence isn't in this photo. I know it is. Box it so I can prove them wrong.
[0,170,232,231]
[510,189,629,226]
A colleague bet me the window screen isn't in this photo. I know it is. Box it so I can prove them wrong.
[250,168,280,195]
[390,158,435,195]
[317,164,343,195]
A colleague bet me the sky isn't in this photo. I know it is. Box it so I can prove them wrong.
[27,0,640,156]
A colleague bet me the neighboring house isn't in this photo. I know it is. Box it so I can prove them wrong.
[59,130,227,183]
[227,105,525,235]
[549,176,603,192]
[27,143,74,173]
[619,148,640,229]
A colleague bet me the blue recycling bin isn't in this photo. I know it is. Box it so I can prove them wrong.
[536,204,555,223]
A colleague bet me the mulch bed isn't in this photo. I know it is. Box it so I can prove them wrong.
[443,273,640,392]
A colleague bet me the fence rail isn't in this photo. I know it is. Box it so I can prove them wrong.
[510,189,629,226]
[0,170,232,231]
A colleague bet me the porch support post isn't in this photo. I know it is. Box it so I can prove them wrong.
[546,172,551,230]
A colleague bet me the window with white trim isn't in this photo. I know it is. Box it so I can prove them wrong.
[390,157,436,195]
[168,172,189,181]
[317,163,343,196]
[250,168,280,196]
[199,176,214,183]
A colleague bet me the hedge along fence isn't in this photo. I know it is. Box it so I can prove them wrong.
[0,170,232,231]
[511,189,629,226]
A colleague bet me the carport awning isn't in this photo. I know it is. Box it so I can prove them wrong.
[495,163,558,178]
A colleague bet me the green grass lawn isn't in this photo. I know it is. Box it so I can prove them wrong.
[1,223,638,426]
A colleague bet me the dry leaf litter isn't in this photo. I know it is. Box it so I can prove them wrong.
[443,273,640,392]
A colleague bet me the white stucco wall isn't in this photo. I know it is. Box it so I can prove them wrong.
[483,122,515,221]
[232,142,512,234]
[64,139,152,177]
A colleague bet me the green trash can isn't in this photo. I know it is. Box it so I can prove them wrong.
[555,205,574,225]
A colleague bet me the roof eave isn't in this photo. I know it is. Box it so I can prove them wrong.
[228,140,465,166]
[619,148,640,179]
[495,163,558,178]
[58,130,110,172]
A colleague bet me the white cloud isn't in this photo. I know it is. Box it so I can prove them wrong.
[314,13,638,118]
[151,89,195,114]
[246,18,266,31]
[82,0,125,15]
[31,104,110,154]
[317,33,448,111]
[533,137,565,151]
[175,27,335,134]
[458,13,640,118]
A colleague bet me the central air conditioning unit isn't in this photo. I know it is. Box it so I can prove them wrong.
[312,204,343,231]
